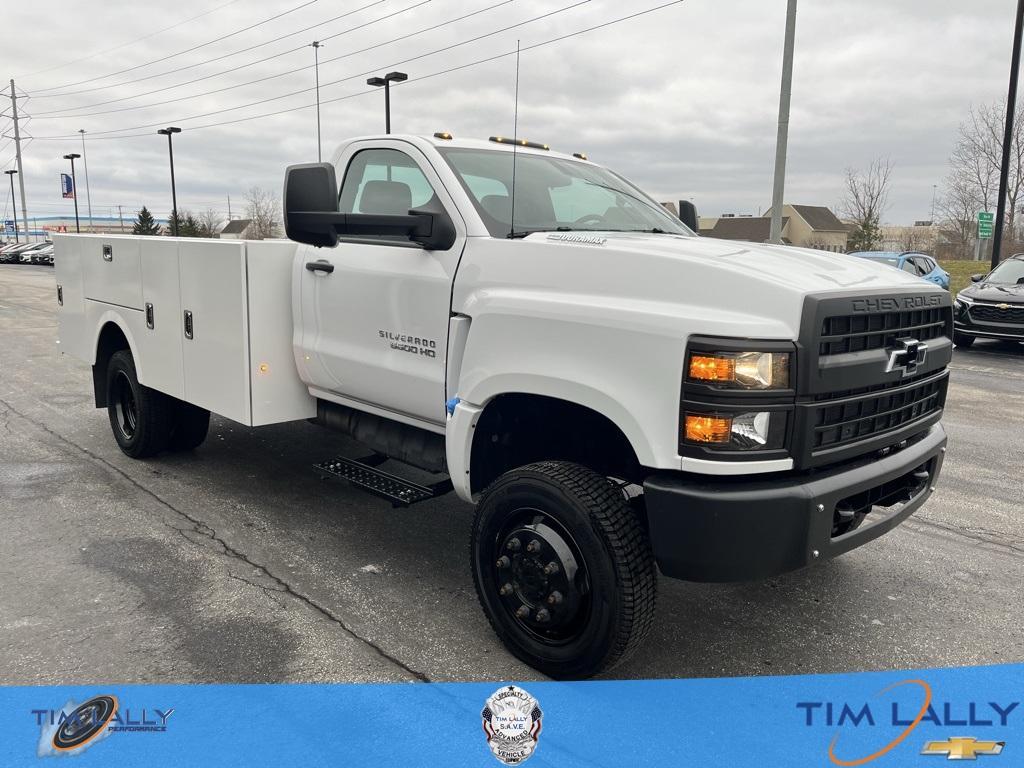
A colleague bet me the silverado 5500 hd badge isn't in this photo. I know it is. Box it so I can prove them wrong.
[379,330,437,358]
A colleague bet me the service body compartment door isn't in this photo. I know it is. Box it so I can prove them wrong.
[138,239,184,398]
[179,241,251,425]
[53,235,89,361]
[245,241,315,426]
[81,235,144,309]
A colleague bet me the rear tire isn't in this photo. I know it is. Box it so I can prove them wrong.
[953,331,975,348]
[170,401,210,451]
[106,350,175,458]
[471,461,657,679]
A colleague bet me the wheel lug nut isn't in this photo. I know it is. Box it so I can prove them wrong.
[536,608,551,623]
[543,561,560,575]
[515,605,531,619]
[526,539,541,553]
[506,538,521,552]
[547,591,563,605]
[496,556,511,569]
[499,583,513,596]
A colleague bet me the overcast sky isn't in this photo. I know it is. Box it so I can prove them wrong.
[1,0,1019,226]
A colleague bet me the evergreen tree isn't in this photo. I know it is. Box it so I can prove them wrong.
[131,206,162,236]
[181,214,201,237]
[166,210,184,236]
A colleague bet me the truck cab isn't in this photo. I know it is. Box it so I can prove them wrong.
[55,133,951,678]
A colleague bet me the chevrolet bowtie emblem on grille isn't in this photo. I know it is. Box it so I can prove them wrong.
[885,337,928,377]
[996,303,1010,310]
[921,737,1005,759]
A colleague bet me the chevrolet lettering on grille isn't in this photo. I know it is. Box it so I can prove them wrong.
[885,338,928,377]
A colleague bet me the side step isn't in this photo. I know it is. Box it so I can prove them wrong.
[314,455,453,507]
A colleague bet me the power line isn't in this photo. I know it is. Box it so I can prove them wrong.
[29,1,686,141]
[19,0,248,80]
[29,0,394,102]
[34,0,512,118]
[30,0,323,95]
[32,0,592,136]
[33,0,433,118]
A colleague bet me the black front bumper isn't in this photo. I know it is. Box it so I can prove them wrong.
[643,424,946,583]
[954,317,1024,341]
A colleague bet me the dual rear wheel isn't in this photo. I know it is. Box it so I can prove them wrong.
[106,350,210,458]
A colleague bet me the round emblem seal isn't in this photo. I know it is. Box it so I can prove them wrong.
[52,695,118,751]
[481,685,543,765]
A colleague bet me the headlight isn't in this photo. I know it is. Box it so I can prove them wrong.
[687,350,790,389]
[683,411,786,450]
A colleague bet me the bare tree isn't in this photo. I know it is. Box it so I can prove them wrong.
[841,158,893,252]
[940,100,1024,259]
[244,186,280,240]
[196,208,223,238]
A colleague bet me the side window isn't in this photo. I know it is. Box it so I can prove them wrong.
[911,257,930,276]
[901,259,918,275]
[338,149,436,239]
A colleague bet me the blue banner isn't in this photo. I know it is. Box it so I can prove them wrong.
[2,664,1020,766]
[60,173,74,199]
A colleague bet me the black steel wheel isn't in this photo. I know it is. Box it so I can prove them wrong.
[106,350,175,458]
[471,461,657,679]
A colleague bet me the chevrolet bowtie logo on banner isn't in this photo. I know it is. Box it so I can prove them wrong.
[60,173,75,199]
[921,737,1005,759]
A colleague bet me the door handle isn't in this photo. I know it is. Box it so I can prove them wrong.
[305,260,335,274]
[183,310,194,340]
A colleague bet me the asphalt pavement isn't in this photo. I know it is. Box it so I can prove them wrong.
[1,264,1021,684]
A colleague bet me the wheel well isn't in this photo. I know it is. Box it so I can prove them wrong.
[470,393,642,494]
[92,322,130,407]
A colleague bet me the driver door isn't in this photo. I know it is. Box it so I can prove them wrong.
[295,141,465,427]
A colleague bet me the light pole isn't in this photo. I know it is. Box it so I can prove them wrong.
[4,169,19,243]
[366,71,408,134]
[63,153,82,233]
[157,127,182,236]
[768,0,798,244]
[311,41,324,161]
[992,0,1024,268]
[78,129,94,232]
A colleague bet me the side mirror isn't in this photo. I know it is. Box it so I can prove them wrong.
[283,161,457,251]
[970,273,985,283]
[677,200,698,232]
[284,162,340,248]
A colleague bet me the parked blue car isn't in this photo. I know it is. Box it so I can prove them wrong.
[848,251,950,289]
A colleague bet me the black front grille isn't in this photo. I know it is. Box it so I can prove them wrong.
[969,303,1024,324]
[812,373,946,451]
[819,306,947,356]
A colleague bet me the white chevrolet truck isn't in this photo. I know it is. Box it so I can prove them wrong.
[54,134,951,678]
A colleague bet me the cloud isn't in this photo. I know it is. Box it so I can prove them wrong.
[3,0,1019,225]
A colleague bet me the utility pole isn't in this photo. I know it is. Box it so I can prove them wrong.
[227,194,232,220]
[768,0,798,244]
[8,80,29,243]
[992,0,1024,269]
[311,41,324,162]
[118,204,125,232]
[78,129,94,232]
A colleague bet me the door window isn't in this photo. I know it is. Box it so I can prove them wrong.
[338,148,437,241]
[901,259,918,275]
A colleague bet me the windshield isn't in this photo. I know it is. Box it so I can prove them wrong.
[986,259,1024,284]
[437,147,692,238]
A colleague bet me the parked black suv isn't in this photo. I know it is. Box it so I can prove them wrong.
[953,254,1024,347]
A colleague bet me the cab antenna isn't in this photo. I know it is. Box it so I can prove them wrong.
[508,40,521,239]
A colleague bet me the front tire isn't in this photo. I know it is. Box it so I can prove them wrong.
[471,461,657,679]
[953,331,975,348]
[106,350,175,458]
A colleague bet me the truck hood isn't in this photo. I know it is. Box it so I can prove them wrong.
[456,232,943,343]
[566,232,930,293]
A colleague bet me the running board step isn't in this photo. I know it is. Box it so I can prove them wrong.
[314,455,453,507]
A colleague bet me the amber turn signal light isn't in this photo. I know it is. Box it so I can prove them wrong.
[684,414,732,444]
